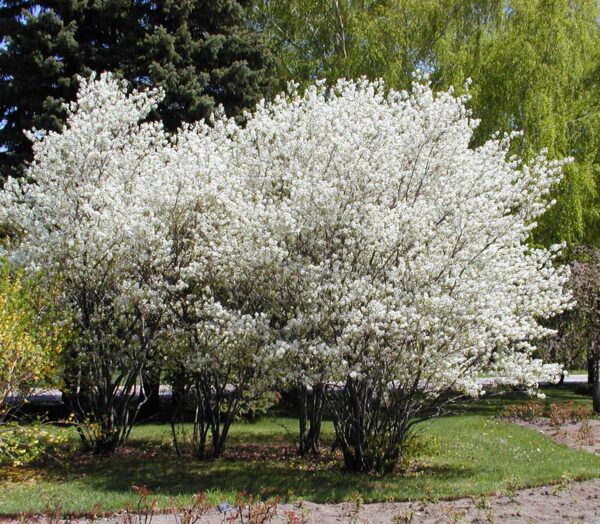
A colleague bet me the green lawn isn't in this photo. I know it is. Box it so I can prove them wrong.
[569,369,587,376]
[1,386,599,515]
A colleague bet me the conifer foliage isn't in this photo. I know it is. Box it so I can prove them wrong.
[0,0,274,177]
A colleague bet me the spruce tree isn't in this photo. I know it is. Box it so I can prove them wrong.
[0,0,274,177]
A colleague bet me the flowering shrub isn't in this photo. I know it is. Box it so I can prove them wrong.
[0,75,169,453]
[0,74,570,469]
[226,79,569,471]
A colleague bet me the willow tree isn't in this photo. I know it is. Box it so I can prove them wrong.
[429,0,600,248]
[250,0,433,88]
[252,0,600,248]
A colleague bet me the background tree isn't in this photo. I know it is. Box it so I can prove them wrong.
[252,0,600,249]
[0,0,275,178]
[540,248,600,408]
[429,0,600,248]
[569,251,600,412]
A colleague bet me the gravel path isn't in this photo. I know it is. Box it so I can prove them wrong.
[29,480,600,523]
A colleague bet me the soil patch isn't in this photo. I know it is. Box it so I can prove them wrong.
[511,417,600,455]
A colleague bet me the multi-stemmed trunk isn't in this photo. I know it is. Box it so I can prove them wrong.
[298,383,324,456]
[61,320,155,454]
[327,377,418,473]
[63,354,150,454]
[170,371,240,459]
[65,381,148,453]
[139,366,162,421]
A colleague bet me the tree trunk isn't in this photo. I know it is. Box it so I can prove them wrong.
[298,385,307,455]
[139,367,162,420]
[298,383,324,456]
[588,356,594,384]
[593,356,600,414]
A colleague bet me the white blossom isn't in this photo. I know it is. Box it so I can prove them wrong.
[222,78,570,396]
[0,73,571,460]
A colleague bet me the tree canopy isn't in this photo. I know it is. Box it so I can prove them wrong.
[0,74,568,466]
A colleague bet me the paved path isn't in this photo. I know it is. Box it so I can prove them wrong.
[6,385,173,404]
[9,375,589,406]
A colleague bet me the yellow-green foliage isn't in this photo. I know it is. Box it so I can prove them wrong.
[0,259,68,419]
[0,422,69,467]
[254,0,600,249]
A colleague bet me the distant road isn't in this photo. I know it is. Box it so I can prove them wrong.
[10,375,589,406]
[560,374,588,384]
[477,374,588,387]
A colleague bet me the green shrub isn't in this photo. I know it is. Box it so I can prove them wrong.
[0,422,70,467]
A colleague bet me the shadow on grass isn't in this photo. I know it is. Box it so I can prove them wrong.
[56,452,475,503]
[4,387,597,514]
[5,408,600,514]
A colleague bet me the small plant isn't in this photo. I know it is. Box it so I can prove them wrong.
[473,495,494,524]
[485,510,496,524]
[86,503,103,524]
[16,512,36,524]
[503,476,521,502]
[550,474,573,496]
[0,421,70,467]
[571,404,594,422]
[473,495,491,510]
[393,510,414,523]
[43,502,69,524]
[577,419,595,445]
[122,485,157,524]
[346,491,364,520]
[548,401,592,426]
[168,493,210,524]
[500,401,544,421]
[444,508,466,523]
[501,400,593,427]
[285,503,310,524]
[283,511,302,524]
[227,492,279,524]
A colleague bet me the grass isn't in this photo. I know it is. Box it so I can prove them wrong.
[1,385,600,515]
[569,368,587,376]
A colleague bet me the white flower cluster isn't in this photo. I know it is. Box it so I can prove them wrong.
[229,79,569,397]
[0,74,171,355]
[0,74,569,403]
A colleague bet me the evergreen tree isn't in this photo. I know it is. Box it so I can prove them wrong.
[0,0,275,177]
